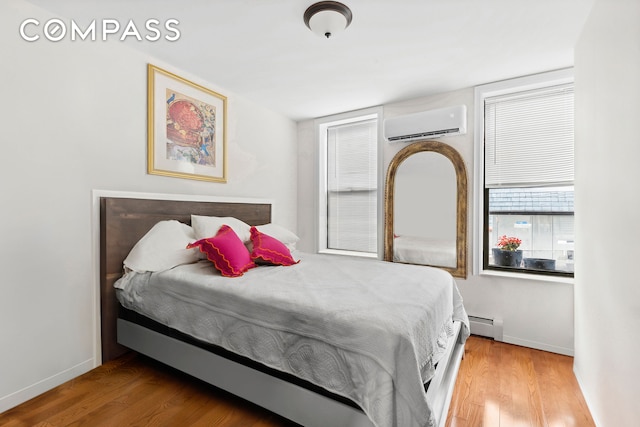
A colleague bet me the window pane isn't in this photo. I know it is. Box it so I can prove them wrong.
[326,119,377,253]
[488,187,574,273]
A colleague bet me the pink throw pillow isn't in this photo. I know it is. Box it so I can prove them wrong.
[250,226,299,266]
[187,225,255,277]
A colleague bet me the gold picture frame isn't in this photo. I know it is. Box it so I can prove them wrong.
[147,64,227,182]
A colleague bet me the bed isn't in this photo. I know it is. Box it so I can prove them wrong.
[100,196,469,427]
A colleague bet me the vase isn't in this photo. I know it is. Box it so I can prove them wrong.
[492,248,523,267]
[523,258,556,271]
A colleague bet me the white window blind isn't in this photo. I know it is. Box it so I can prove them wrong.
[327,119,377,253]
[484,84,574,188]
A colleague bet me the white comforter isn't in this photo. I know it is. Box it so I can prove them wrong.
[115,251,469,427]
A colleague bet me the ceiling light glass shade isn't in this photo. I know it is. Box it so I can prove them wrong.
[304,2,353,39]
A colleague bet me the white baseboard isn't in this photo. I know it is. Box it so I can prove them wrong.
[573,368,601,427]
[0,358,94,413]
[503,335,574,356]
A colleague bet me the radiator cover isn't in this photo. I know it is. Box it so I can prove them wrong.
[468,316,503,341]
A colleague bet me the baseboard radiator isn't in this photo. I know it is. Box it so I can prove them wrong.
[468,316,503,341]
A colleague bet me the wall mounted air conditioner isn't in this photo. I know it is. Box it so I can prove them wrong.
[383,105,467,142]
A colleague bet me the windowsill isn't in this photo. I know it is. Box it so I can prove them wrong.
[479,268,574,284]
[318,249,378,259]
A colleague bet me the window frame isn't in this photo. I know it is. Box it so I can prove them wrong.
[473,69,575,280]
[315,106,384,258]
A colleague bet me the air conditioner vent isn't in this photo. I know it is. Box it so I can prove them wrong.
[387,127,460,142]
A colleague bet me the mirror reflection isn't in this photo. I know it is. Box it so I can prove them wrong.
[393,152,457,267]
[384,140,468,278]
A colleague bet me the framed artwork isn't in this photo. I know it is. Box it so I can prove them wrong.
[147,64,227,182]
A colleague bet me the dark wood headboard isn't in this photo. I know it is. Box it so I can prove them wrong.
[99,197,272,363]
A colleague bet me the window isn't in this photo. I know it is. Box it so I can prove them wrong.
[475,70,575,277]
[317,108,382,257]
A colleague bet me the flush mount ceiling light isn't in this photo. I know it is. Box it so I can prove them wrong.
[304,1,353,39]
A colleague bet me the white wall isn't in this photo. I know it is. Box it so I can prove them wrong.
[0,0,297,412]
[574,0,640,425]
[298,88,575,357]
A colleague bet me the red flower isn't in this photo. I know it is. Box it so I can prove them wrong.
[497,235,521,251]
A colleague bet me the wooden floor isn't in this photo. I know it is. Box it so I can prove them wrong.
[446,337,594,427]
[0,336,594,427]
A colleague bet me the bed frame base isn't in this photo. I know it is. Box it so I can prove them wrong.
[118,319,374,427]
[118,318,464,427]
[425,321,464,427]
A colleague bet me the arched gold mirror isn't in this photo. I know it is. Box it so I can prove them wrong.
[384,140,468,278]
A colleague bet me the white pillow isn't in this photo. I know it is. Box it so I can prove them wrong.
[124,220,200,272]
[191,215,251,242]
[255,223,299,249]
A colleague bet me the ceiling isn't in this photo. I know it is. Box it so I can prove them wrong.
[27,0,595,121]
